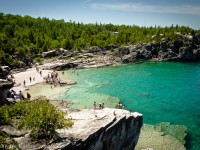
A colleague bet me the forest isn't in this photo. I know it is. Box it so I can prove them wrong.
[0,12,200,66]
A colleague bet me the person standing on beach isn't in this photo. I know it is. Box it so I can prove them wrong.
[40,70,42,76]
[29,76,32,82]
[23,80,26,87]
[93,102,96,112]
[36,66,39,72]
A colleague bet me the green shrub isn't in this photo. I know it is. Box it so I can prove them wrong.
[0,105,12,125]
[0,100,73,140]
[0,101,29,125]
[39,61,43,65]
[10,101,29,118]
[18,100,73,139]
[34,56,41,62]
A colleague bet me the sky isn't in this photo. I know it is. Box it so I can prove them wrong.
[0,0,200,30]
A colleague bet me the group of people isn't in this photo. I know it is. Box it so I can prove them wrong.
[44,70,61,87]
[23,66,44,87]
[117,102,125,109]
[7,72,33,102]
[93,101,125,111]
[7,90,31,102]
[93,102,104,111]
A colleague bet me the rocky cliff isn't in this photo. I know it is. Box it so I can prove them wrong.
[14,108,143,150]
[39,33,200,70]
[0,66,13,105]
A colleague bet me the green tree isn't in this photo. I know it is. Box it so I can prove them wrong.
[51,40,60,49]
[0,49,6,64]
[0,100,73,140]
[18,100,73,139]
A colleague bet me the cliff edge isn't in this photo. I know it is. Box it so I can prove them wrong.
[15,108,143,150]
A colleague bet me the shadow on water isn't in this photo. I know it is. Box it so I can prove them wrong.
[185,132,192,150]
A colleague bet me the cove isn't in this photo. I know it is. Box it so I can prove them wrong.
[29,62,200,149]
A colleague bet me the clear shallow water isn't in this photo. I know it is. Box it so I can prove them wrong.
[32,62,200,149]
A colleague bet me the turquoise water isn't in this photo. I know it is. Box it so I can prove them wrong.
[60,62,200,149]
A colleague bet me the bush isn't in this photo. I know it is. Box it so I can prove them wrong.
[10,101,29,118]
[18,100,73,139]
[0,100,73,140]
[34,56,42,63]
[0,105,12,125]
[0,101,30,125]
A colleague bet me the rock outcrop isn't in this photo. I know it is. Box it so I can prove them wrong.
[0,66,10,79]
[0,66,14,105]
[15,108,143,150]
[38,33,200,71]
[0,79,13,105]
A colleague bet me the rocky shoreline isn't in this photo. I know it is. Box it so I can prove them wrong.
[34,33,200,71]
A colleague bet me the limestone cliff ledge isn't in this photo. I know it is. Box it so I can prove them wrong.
[54,108,142,150]
[16,108,143,150]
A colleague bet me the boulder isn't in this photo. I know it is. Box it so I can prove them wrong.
[193,48,200,61]
[150,42,160,57]
[50,63,78,70]
[42,49,62,58]
[144,43,152,51]
[122,54,133,63]
[88,46,102,53]
[59,80,77,85]
[178,47,194,61]
[1,125,28,137]
[0,79,14,105]
[160,41,167,52]
[158,49,178,61]
[119,46,130,55]
[0,66,10,79]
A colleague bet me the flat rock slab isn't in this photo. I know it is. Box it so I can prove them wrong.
[1,125,28,137]
[57,108,142,142]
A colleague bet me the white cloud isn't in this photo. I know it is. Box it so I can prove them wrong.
[91,3,200,16]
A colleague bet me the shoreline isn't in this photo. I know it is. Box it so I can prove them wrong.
[11,67,52,94]
[7,60,176,101]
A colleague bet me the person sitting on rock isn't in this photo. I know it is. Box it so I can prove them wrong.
[19,91,24,100]
[27,92,31,100]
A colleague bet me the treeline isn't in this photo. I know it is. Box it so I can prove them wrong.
[0,12,199,66]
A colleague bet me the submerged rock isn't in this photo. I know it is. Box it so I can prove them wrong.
[59,80,77,85]
[135,124,186,150]
[154,122,187,145]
